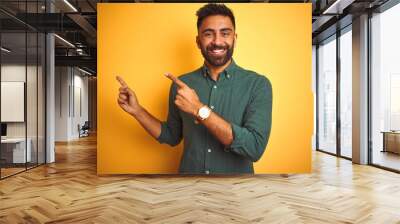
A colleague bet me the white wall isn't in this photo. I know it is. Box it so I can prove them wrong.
[55,66,69,141]
[54,67,89,141]
[72,73,89,138]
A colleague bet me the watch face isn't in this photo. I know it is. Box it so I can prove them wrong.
[199,107,210,119]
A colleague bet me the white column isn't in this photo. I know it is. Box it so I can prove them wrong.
[352,14,369,164]
[45,1,56,163]
[46,33,55,163]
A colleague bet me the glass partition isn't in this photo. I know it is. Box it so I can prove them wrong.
[0,1,46,179]
[371,3,400,171]
[1,30,28,177]
[339,27,352,158]
[317,35,337,154]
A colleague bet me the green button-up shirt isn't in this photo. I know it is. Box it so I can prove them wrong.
[157,60,272,174]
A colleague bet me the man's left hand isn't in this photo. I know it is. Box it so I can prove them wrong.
[165,73,203,117]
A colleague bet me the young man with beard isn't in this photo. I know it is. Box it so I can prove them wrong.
[117,3,272,174]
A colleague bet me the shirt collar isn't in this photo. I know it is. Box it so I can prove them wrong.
[202,59,237,80]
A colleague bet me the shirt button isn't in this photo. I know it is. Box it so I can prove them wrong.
[227,74,230,78]
[205,170,210,174]
[213,85,217,89]
[208,149,211,153]
[194,119,199,124]
[210,105,214,110]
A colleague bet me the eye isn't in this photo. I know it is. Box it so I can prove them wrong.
[204,32,212,37]
[222,32,230,37]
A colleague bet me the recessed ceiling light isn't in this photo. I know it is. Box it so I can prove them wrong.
[54,34,75,48]
[1,47,11,53]
[322,0,355,15]
[63,0,78,12]
[77,67,93,76]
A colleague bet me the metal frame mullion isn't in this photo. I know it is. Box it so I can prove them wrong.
[336,29,341,157]
[36,0,39,168]
[367,10,374,166]
[24,0,28,171]
[0,21,2,179]
[316,44,319,151]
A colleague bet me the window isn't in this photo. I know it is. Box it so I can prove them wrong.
[0,1,47,179]
[339,27,352,158]
[371,2,400,171]
[317,35,337,154]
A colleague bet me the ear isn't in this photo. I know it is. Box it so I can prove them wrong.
[196,35,200,49]
[234,33,237,47]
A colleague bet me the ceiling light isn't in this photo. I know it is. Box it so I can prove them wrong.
[322,0,354,15]
[54,34,75,48]
[1,47,11,53]
[63,0,78,12]
[78,67,93,76]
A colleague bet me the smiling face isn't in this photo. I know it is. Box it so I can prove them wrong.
[196,15,236,67]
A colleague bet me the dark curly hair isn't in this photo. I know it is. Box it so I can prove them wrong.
[196,3,235,30]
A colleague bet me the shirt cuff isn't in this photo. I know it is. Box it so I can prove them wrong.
[156,122,168,144]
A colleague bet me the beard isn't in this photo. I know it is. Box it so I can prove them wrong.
[200,40,235,67]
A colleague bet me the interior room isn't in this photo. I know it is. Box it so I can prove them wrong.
[0,0,399,223]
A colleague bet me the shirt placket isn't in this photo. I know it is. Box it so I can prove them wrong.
[204,72,225,175]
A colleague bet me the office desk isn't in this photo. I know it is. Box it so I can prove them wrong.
[1,138,31,163]
[381,131,400,154]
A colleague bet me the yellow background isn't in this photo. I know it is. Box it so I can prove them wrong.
[97,3,312,174]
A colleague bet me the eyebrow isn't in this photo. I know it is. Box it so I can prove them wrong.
[220,28,233,32]
[201,28,234,34]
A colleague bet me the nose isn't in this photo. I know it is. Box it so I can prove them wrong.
[212,33,224,46]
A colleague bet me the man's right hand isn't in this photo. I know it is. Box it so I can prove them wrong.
[116,76,141,116]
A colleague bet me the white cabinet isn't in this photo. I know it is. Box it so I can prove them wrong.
[1,138,32,163]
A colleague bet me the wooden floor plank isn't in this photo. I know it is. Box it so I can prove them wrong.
[0,134,400,223]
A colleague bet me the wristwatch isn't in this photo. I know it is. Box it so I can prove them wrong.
[197,105,211,120]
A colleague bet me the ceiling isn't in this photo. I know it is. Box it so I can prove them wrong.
[0,0,395,75]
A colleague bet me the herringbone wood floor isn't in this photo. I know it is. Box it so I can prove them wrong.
[1,134,400,224]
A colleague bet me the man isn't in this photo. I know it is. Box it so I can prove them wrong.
[117,3,272,174]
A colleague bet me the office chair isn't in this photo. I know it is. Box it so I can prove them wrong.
[79,121,90,138]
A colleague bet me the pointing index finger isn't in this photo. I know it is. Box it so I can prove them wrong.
[165,73,186,88]
[116,76,128,88]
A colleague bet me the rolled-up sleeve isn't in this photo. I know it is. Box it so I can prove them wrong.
[227,76,272,162]
[157,83,183,146]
